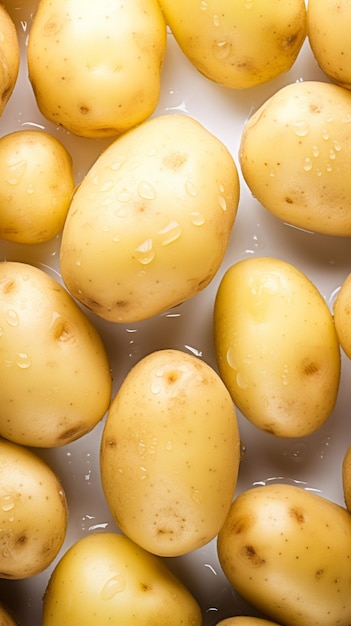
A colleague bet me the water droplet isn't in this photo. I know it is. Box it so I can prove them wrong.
[0,327,4,337]
[321,128,330,140]
[185,181,197,197]
[1,495,15,512]
[217,195,227,211]
[213,40,232,61]
[148,438,159,454]
[138,441,146,457]
[200,0,208,10]
[244,0,254,7]
[135,239,154,264]
[140,466,148,480]
[26,183,34,195]
[226,347,236,370]
[16,352,31,369]
[138,181,156,200]
[326,163,333,172]
[111,157,126,171]
[165,440,173,451]
[312,145,320,157]
[101,197,113,208]
[158,220,182,245]
[333,139,342,152]
[269,170,276,177]
[329,149,336,160]
[191,488,203,504]
[6,309,19,327]
[236,371,249,390]
[190,212,205,226]
[283,442,308,463]
[151,381,161,394]
[303,157,312,172]
[101,575,126,600]
[116,207,127,218]
[116,189,131,202]
[292,120,309,137]
[6,160,27,185]
[102,224,110,232]
[213,14,220,27]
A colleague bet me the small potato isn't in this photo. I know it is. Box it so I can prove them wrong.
[342,444,351,511]
[100,349,240,557]
[27,0,166,138]
[308,0,351,90]
[0,4,19,116]
[158,0,306,89]
[333,272,351,359]
[42,532,202,626]
[216,619,281,626]
[239,80,351,236]
[0,130,74,244]
[218,483,351,626]
[60,113,239,323]
[0,261,112,448]
[0,602,17,626]
[214,257,341,437]
[0,438,68,579]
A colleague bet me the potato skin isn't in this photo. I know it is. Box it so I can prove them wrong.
[214,257,340,437]
[0,4,19,116]
[333,272,351,359]
[216,619,281,626]
[342,444,351,511]
[158,0,306,89]
[239,81,351,236]
[100,349,240,557]
[0,261,112,447]
[0,602,17,626]
[217,483,351,626]
[0,438,68,579]
[42,532,202,626]
[27,0,166,138]
[60,113,239,323]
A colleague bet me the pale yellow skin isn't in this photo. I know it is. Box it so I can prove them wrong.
[0,261,112,447]
[214,257,340,437]
[239,80,351,236]
[0,4,19,116]
[0,603,17,626]
[217,483,351,626]
[100,349,240,557]
[42,532,202,626]
[333,272,351,359]
[27,0,166,138]
[342,444,351,511]
[60,113,239,323]
[216,619,281,626]
[158,0,306,89]
[308,0,351,90]
[0,130,74,244]
[0,438,68,579]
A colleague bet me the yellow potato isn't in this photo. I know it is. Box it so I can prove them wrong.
[60,113,239,323]
[42,532,202,626]
[27,0,166,138]
[0,438,68,579]
[100,349,240,557]
[0,130,74,244]
[217,483,351,626]
[216,619,281,626]
[0,261,112,448]
[333,272,351,359]
[214,257,340,437]
[239,80,351,236]
[0,602,17,626]
[158,0,306,89]
[342,444,351,511]
[308,0,351,90]
[0,4,19,116]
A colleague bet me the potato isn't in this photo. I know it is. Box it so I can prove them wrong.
[0,4,19,116]
[239,80,351,236]
[42,532,202,626]
[158,0,306,89]
[216,619,281,626]
[0,130,74,244]
[100,349,240,557]
[308,0,351,90]
[217,483,351,626]
[213,257,340,437]
[27,0,166,138]
[342,444,351,511]
[60,113,239,323]
[0,261,112,448]
[0,603,17,626]
[333,272,351,359]
[0,438,68,579]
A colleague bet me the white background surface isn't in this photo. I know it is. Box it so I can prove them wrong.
[1,1,351,624]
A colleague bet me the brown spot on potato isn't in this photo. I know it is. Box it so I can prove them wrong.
[58,423,88,443]
[315,568,325,580]
[53,319,74,342]
[163,152,187,170]
[290,506,305,524]
[166,371,179,384]
[140,583,152,592]
[303,360,320,376]
[1,279,15,294]
[240,544,265,567]
[79,105,90,115]
[285,196,294,204]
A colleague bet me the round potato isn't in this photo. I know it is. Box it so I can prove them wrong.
[308,0,351,90]
[216,619,281,626]
[42,532,202,626]
[342,444,351,511]
[158,0,306,89]
[100,349,240,557]
[27,0,166,138]
[333,272,351,359]
[0,130,74,244]
[239,80,351,236]
[217,483,351,626]
[0,4,19,116]
[60,113,239,323]
[0,261,112,448]
[214,257,341,437]
[0,438,68,579]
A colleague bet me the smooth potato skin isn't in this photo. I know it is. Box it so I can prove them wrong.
[158,0,306,89]
[333,272,351,359]
[216,619,281,626]
[342,444,351,511]
[27,0,166,138]
[217,484,351,626]
[0,438,68,579]
[239,81,351,236]
[0,4,19,115]
[60,114,239,323]
[214,257,340,437]
[100,349,240,557]
[42,532,202,626]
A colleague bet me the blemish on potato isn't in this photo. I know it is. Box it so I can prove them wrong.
[240,544,265,567]
[163,152,187,170]
[315,568,325,580]
[289,506,305,524]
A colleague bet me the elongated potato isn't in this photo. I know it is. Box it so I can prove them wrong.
[218,483,351,626]
[333,272,351,359]
[214,257,341,437]
[0,4,19,116]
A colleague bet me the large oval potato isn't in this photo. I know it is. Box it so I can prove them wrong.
[60,113,239,323]
[0,438,68,579]
[333,272,351,359]
[217,483,351,626]
[0,130,74,244]
[239,80,351,236]
[214,257,341,437]
[27,0,166,138]
[158,0,306,89]
[0,4,19,116]
[42,532,202,626]
[100,349,240,557]
[0,261,112,447]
